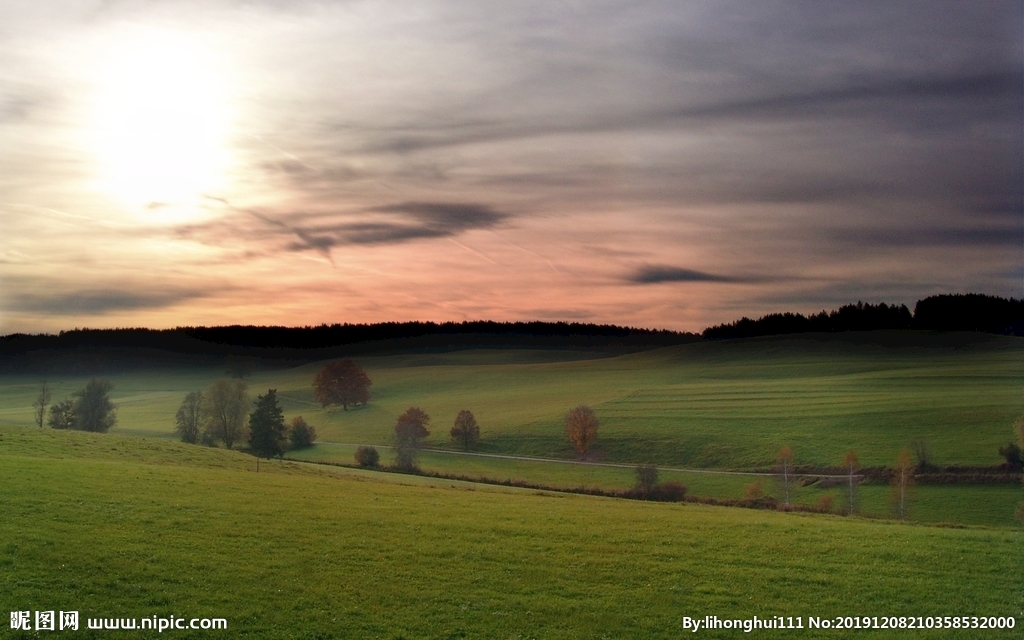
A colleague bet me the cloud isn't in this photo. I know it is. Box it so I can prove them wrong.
[7,288,208,315]
[183,199,509,257]
[627,265,752,285]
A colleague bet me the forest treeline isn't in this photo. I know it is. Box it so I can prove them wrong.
[1,293,1020,373]
[702,294,1023,340]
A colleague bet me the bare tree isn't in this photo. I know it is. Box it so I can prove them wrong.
[776,446,794,506]
[33,382,51,428]
[565,405,599,459]
[841,449,860,515]
[175,391,204,444]
[892,448,914,521]
[450,409,480,451]
[202,379,249,449]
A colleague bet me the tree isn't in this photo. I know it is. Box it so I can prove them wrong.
[355,445,380,468]
[175,391,204,444]
[565,405,598,459]
[248,389,288,459]
[635,464,659,498]
[450,409,480,451]
[48,399,76,430]
[33,382,51,428]
[841,449,860,515]
[312,360,372,410]
[72,378,117,432]
[394,406,430,471]
[288,416,317,449]
[892,448,914,521]
[202,378,249,449]
[776,446,794,506]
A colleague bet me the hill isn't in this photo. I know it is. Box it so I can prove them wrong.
[1,425,1020,638]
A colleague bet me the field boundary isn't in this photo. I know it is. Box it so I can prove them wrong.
[311,440,859,479]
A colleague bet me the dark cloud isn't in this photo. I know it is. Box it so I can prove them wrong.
[185,199,508,257]
[7,289,208,315]
[825,225,1022,248]
[627,265,753,285]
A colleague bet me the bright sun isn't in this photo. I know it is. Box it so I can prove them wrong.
[88,30,234,219]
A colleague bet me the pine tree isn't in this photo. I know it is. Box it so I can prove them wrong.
[248,389,287,460]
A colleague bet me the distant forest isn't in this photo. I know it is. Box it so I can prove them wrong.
[703,294,1024,340]
[0,293,1020,373]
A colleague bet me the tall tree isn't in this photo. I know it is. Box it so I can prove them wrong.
[72,378,117,432]
[892,448,914,521]
[248,389,288,460]
[450,409,480,451]
[776,445,794,506]
[394,406,430,471]
[312,360,372,410]
[33,382,51,428]
[202,379,249,449]
[565,405,598,459]
[175,391,204,444]
[841,449,860,515]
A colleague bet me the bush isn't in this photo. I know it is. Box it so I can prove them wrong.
[814,495,835,513]
[354,445,380,468]
[647,481,687,502]
[289,416,317,449]
[998,442,1023,470]
[744,480,765,501]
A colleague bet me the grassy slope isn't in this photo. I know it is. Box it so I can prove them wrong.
[1,332,1021,470]
[1,426,1021,639]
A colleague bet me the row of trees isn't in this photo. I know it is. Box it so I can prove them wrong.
[174,380,317,458]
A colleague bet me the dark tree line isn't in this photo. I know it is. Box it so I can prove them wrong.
[703,295,1023,340]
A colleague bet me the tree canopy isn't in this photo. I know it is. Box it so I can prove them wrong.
[312,360,372,410]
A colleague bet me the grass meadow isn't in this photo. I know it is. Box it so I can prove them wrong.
[0,331,1021,527]
[1,426,1021,639]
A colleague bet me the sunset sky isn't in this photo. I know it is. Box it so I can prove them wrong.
[1,1,1021,334]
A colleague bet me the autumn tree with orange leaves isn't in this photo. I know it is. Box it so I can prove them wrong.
[312,360,372,410]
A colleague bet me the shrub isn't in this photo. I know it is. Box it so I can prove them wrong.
[744,480,765,501]
[647,481,687,502]
[814,495,835,513]
[289,416,317,449]
[354,445,380,468]
[997,442,1023,470]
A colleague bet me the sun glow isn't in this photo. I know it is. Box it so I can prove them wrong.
[87,30,235,220]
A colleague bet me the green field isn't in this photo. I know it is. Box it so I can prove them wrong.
[1,426,1021,639]
[1,331,1021,528]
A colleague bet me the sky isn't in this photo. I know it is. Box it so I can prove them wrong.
[1,0,1021,334]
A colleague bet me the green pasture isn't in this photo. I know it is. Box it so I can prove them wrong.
[290,443,1023,528]
[1,332,1021,471]
[1,426,1021,639]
